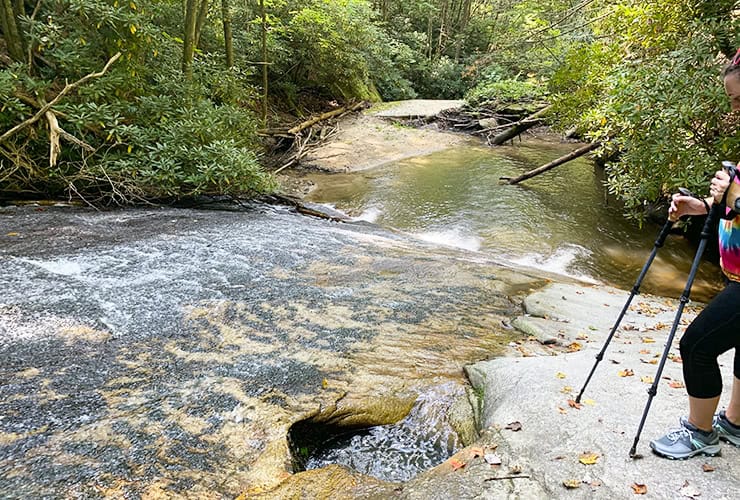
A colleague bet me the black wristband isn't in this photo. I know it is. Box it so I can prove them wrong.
[702,198,710,214]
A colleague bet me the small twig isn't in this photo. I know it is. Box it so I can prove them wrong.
[484,474,531,481]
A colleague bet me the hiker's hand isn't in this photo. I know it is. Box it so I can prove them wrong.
[669,194,705,221]
[710,169,730,204]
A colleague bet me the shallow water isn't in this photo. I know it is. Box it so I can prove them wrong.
[303,141,724,302]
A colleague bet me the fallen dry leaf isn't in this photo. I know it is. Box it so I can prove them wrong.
[557,406,568,414]
[639,349,651,355]
[583,398,596,406]
[6,232,19,237]
[640,376,654,384]
[505,421,523,432]
[470,447,484,458]
[668,380,685,389]
[567,399,582,409]
[631,483,647,495]
[579,452,599,465]
[641,337,655,344]
[509,464,522,474]
[563,479,581,489]
[567,342,583,352]
[640,358,658,365]
[560,386,573,394]
[677,480,701,498]
[618,369,635,377]
[449,458,466,471]
[701,463,715,472]
[556,372,567,379]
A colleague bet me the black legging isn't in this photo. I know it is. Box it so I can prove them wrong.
[680,280,740,399]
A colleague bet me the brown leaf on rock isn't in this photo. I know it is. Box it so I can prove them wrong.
[505,421,523,431]
[678,480,701,498]
[470,447,484,458]
[702,463,715,472]
[631,483,647,495]
[557,406,568,415]
[567,399,582,409]
[567,342,583,352]
[668,380,685,389]
[618,369,635,377]
[450,458,466,470]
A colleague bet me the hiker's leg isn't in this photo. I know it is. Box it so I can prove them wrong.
[726,376,740,425]
[680,282,740,430]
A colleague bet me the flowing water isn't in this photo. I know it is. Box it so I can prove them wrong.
[302,140,724,303]
[299,383,465,482]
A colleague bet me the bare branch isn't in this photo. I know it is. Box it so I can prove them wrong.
[0,52,121,145]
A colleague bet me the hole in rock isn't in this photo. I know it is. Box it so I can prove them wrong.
[288,383,465,482]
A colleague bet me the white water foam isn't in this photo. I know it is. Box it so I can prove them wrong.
[511,243,599,283]
[413,229,482,252]
[352,206,382,223]
[17,258,83,276]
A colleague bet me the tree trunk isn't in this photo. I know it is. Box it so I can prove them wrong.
[0,0,25,62]
[182,0,199,78]
[194,0,209,49]
[436,0,449,59]
[260,0,268,128]
[489,105,551,146]
[221,0,234,67]
[502,142,601,185]
[427,14,433,60]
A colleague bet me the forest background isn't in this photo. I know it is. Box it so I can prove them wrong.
[0,0,738,218]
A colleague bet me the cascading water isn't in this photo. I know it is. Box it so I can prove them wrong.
[290,383,466,482]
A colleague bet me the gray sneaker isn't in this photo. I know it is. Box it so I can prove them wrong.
[714,411,740,447]
[650,419,721,459]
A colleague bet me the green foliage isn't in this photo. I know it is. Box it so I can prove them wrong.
[549,1,740,219]
[274,0,382,100]
[1,0,274,204]
[466,77,548,107]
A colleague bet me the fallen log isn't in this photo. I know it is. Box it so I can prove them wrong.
[287,101,365,135]
[488,105,551,146]
[500,142,601,185]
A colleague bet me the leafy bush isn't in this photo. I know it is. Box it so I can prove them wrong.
[465,78,548,107]
[0,0,275,204]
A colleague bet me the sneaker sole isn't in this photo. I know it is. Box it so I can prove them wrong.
[649,444,722,460]
[718,434,740,447]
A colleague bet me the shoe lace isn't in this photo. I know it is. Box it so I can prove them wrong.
[665,426,692,442]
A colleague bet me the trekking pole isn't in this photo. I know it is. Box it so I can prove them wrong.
[628,161,737,457]
[574,218,674,404]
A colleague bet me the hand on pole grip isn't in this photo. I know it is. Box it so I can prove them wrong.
[720,161,740,212]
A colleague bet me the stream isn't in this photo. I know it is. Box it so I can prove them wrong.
[300,140,724,303]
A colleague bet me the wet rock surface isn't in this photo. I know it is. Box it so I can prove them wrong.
[0,203,545,498]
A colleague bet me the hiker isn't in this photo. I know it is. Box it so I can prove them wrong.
[649,49,740,460]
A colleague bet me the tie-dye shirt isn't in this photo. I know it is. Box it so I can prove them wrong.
[719,175,740,282]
